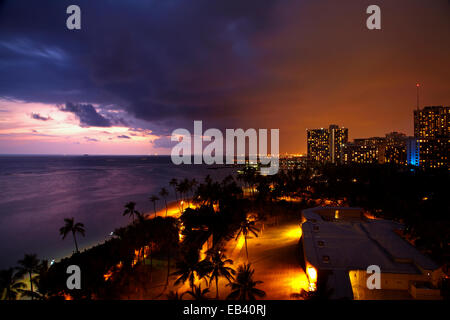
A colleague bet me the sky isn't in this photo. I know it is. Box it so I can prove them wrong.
[0,0,449,155]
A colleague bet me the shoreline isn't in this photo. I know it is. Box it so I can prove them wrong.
[49,199,189,265]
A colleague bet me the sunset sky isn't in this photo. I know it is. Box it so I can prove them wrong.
[0,0,449,155]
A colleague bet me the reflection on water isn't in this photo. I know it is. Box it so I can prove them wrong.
[0,155,234,268]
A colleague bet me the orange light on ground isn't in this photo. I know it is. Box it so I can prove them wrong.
[103,269,113,281]
[364,212,377,220]
[306,265,317,291]
[335,210,339,219]
[289,272,310,293]
[63,293,73,300]
[103,262,123,281]
[131,249,140,267]
[236,234,245,250]
[284,226,302,239]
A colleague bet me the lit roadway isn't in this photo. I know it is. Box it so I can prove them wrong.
[144,202,309,300]
[221,219,309,300]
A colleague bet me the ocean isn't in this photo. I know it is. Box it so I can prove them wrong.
[0,155,235,269]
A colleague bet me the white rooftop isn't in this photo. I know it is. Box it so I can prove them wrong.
[301,207,438,274]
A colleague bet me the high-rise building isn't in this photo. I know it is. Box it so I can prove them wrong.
[411,106,449,169]
[414,106,449,138]
[342,137,386,164]
[329,125,349,164]
[307,128,330,163]
[406,137,420,167]
[307,125,348,164]
[385,132,408,166]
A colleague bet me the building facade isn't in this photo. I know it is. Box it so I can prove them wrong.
[307,125,348,164]
[307,128,329,163]
[414,106,449,138]
[384,132,408,166]
[342,137,386,164]
[411,106,449,169]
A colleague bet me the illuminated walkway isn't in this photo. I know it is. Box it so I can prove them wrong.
[223,219,309,300]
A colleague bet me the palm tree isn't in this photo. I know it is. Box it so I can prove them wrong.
[172,251,205,290]
[16,254,40,300]
[166,290,181,300]
[159,217,180,286]
[235,219,259,260]
[182,284,210,300]
[149,195,160,218]
[59,217,85,253]
[123,201,141,222]
[176,180,189,212]
[169,178,178,201]
[206,249,236,300]
[17,259,50,301]
[226,263,265,300]
[0,268,25,300]
[189,178,198,207]
[202,248,235,299]
[159,188,169,217]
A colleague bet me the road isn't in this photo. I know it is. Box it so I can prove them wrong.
[219,218,309,300]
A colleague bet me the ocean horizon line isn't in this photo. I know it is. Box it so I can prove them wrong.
[0,153,172,157]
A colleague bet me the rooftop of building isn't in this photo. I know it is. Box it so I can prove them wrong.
[301,207,438,274]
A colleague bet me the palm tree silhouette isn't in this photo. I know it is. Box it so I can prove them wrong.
[189,178,198,207]
[29,260,50,300]
[59,217,85,253]
[182,283,210,300]
[149,195,159,218]
[16,254,40,300]
[226,263,265,300]
[0,268,25,300]
[235,219,259,260]
[172,251,205,290]
[169,178,178,200]
[202,248,235,299]
[159,188,169,217]
[166,290,181,300]
[123,201,141,222]
[159,217,179,286]
[176,179,189,212]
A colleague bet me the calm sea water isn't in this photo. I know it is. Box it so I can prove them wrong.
[0,155,234,269]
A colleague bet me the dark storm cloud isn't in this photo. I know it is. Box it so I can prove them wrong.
[58,102,111,127]
[117,135,131,139]
[31,113,51,121]
[152,136,176,149]
[0,0,280,135]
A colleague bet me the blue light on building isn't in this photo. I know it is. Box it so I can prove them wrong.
[407,138,420,166]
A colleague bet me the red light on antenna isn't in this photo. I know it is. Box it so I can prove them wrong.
[416,83,420,87]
